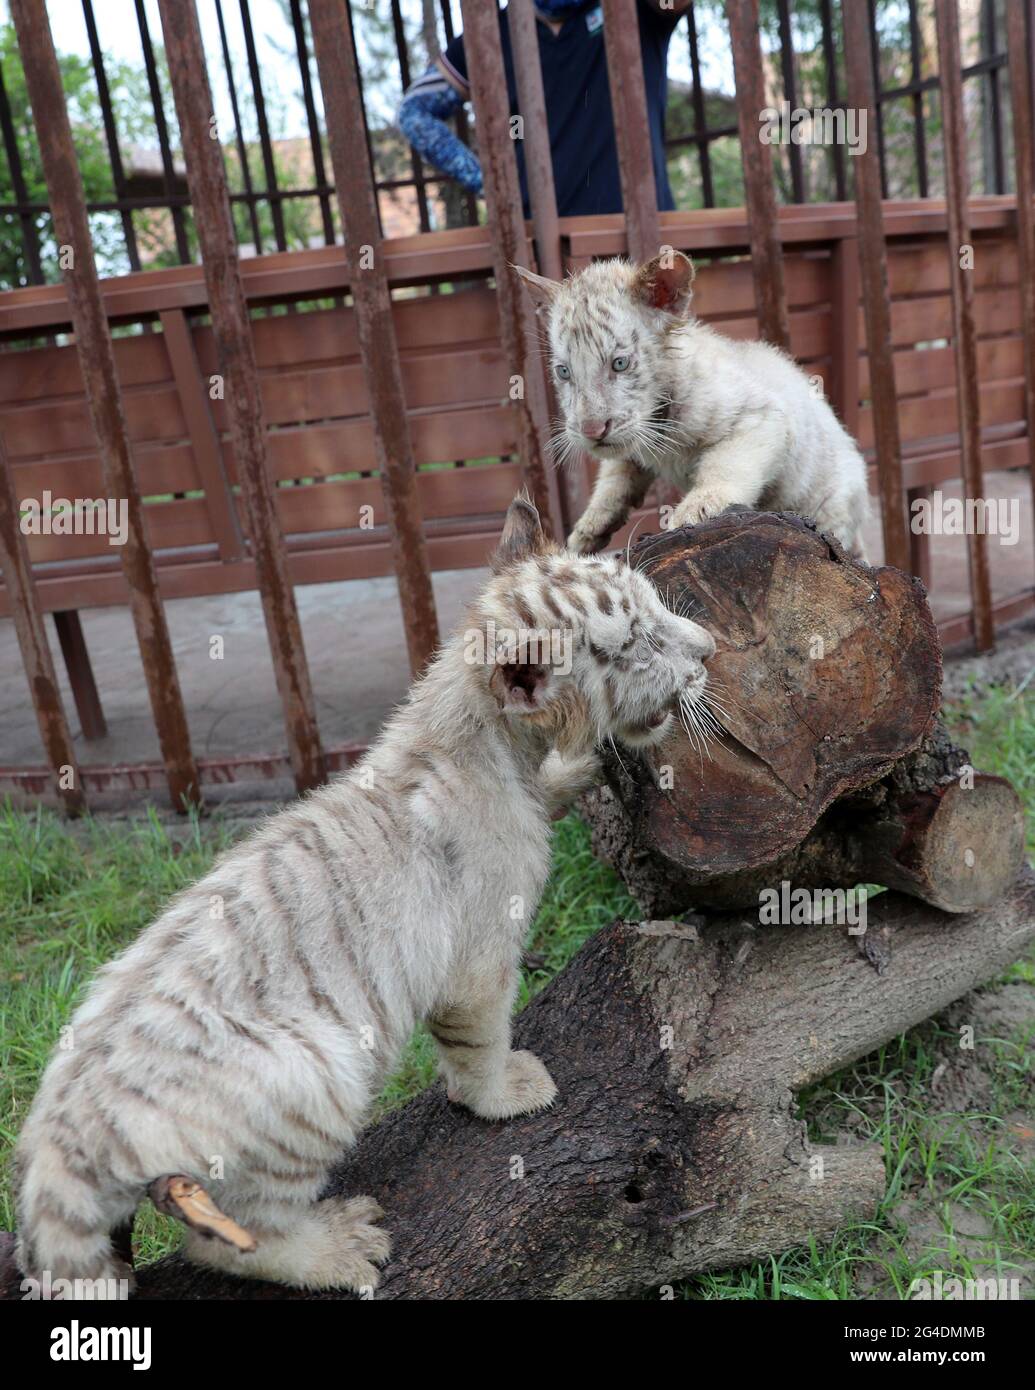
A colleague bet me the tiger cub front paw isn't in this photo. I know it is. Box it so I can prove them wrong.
[462,1051,558,1121]
[567,516,613,554]
[670,491,738,530]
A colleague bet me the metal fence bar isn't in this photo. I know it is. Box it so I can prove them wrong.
[239,0,288,251]
[866,0,889,198]
[390,0,433,234]
[345,0,382,232]
[10,0,201,809]
[686,2,716,208]
[507,0,561,284]
[818,0,846,202]
[133,0,191,263]
[446,0,480,223]
[980,0,1005,195]
[1007,0,1035,521]
[726,0,791,350]
[507,0,586,528]
[601,0,661,262]
[775,0,805,202]
[0,430,85,816]
[308,0,440,673]
[934,0,995,653]
[0,2,1019,283]
[906,0,929,198]
[843,0,910,575]
[0,57,43,283]
[456,0,564,539]
[157,0,326,791]
[215,0,263,253]
[82,0,142,273]
[289,0,336,247]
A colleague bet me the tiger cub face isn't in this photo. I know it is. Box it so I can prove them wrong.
[475,496,714,749]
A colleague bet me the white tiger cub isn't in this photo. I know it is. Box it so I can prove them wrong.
[14,495,715,1297]
[516,252,871,559]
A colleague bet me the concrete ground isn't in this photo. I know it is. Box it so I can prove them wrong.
[1,473,1030,808]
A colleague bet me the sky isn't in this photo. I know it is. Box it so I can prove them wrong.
[4,1,735,145]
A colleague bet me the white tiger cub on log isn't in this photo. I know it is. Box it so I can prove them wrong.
[516,252,871,560]
[13,495,715,1297]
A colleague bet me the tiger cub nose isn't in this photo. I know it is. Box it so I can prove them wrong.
[580,418,612,441]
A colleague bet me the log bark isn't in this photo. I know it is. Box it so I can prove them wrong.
[3,872,1028,1301]
[580,511,1024,915]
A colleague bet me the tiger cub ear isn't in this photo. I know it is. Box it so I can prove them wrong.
[512,264,560,313]
[631,250,695,316]
[491,493,552,572]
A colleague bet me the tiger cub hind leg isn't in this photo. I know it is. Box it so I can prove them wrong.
[184,1195,390,1293]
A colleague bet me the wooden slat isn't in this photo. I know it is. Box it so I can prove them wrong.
[159,0,325,793]
[158,309,244,561]
[0,430,85,814]
[10,0,200,810]
[859,336,1025,398]
[52,610,106,741]
[308,0,439,675]
[934,0,995,652]
[858,377,1026,451]
[830,238,861,435]
[3,199,1028,344]
[3,523,510,617]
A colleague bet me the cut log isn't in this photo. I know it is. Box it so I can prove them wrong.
[3,872,1030,1301]
[580,512,1024,916]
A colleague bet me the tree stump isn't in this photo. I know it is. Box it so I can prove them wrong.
[582,511,1025,916]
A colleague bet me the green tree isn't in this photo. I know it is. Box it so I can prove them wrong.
[0,21,163,290]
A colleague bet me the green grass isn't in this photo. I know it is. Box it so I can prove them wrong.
[1,681,1032,1295]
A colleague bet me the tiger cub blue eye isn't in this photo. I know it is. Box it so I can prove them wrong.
[555,363,571,381]
[612,355,630,372]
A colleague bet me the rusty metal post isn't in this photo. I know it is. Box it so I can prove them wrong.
[306,0,441,670]
[0,430,85,816]
[156,0,326,792]
[934,0,995,652]
[843,0,911,575]
[506,0,561,283]
[10,0,200,810]
[457,0,564,540]
[601,0,662,263]
[1007,2,1035,534]
[506,0,587,527]
[726,0,791,350]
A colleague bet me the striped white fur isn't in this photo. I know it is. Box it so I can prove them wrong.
[14,496,714,1297]
[516,252,871,560]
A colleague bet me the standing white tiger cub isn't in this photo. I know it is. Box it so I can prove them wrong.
[516,251,871,559]
[14,495,715,1297]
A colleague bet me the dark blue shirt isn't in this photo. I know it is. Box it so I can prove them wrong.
[441,1,679,217]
